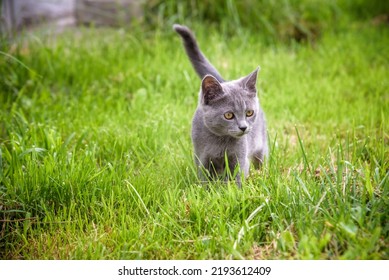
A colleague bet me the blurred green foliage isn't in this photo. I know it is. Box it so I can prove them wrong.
[144,0,389,42]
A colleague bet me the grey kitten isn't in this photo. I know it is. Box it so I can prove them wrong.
[173,24,267,186]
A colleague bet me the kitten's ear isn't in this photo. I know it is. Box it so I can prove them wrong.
[201,75,224,105]
[242,67,260,92]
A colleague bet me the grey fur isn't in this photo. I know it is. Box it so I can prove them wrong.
[173,24,267,186]
[173,24,224,82]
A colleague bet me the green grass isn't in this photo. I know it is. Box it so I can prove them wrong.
[145,0,389,42]
[0,19,388,259]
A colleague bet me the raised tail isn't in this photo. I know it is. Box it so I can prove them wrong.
[173,24,225,83]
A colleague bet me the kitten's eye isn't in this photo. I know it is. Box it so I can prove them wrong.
[246,110,254,117]
[224,112,235,120]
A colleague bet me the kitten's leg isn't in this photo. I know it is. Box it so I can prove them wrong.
[228,156,249,188]
[252,149,265,169]
[195,155,217,183]
[225,159,241,188]
[194,156,207,183]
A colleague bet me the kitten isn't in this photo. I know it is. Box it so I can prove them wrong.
[173,24,267,186]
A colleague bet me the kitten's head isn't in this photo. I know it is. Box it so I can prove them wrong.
[200,67,260,139]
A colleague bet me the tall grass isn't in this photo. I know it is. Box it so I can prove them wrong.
[0,5,388,259]
[144,0,389,42]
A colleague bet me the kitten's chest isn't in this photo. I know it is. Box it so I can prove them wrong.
[206,136,247,158]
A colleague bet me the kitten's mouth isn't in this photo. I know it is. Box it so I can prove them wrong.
[230,130,249,138]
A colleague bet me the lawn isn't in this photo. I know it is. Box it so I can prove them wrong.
[0,10,388,259]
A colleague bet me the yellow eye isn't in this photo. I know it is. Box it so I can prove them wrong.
[224,112,234,120]
[246,110,254,117]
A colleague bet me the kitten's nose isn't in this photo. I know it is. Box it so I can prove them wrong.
[239,126,247,132]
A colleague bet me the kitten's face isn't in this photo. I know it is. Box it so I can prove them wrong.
[199,68,259,139]
[202,84,259,138]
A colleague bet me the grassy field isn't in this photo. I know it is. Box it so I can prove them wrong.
[0,14,388,259]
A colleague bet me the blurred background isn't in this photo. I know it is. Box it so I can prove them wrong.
[1,0,388,42]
